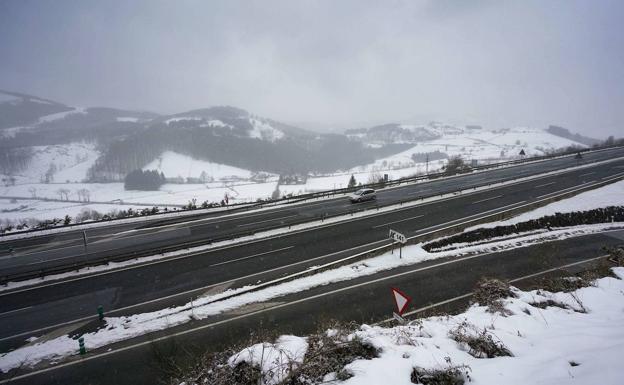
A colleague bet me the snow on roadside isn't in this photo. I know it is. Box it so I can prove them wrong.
[466,179,624,231]
[1,221,622,372]
[229,335,308,385]
[312,268,624,385]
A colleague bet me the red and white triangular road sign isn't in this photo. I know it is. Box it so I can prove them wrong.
[391,287,411,315]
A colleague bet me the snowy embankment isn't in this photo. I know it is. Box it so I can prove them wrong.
[222,268,624,385]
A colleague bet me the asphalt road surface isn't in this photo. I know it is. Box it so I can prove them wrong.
[1,147,623,274]
[1,230,622,385]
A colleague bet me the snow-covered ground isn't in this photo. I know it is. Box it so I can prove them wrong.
[228,268,624,385]
[349,127,586,177]
[0,142,99,184]
[143,150,277,181]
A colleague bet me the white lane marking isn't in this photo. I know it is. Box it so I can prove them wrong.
[602,171,624,180]
[579,172,596,178]
[534,182,556,188]
[237,214,299,227]
[0,239,389,341]
[372,215,425,229]
[0,251,611,383]
[409,201,526,236]
[534,182,591,199]
[209,246,294,267]
[471,195,503,205]
[408,189,431,195]
[376,254,609,324]
[0,306,32,317]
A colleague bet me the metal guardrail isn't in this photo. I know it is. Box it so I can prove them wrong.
[1,153,620,285]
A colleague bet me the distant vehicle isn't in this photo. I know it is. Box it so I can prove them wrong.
[349,188,376,203]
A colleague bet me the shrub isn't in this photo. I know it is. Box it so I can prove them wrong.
[449,322,512,358]
[472,278,515,314]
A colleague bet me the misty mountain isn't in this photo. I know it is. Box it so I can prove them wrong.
[0,90,408,182]
[88,106,408,181]
[0,89,73,129]
[547,125,601,147]
[345,121,469,145]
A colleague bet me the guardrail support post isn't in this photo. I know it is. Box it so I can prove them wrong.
[78,336,86,355]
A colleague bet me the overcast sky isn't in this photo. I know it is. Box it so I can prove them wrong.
[1,0,622,136]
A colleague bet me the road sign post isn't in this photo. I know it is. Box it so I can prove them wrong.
[389,229,407,258]
[391,287,411,324]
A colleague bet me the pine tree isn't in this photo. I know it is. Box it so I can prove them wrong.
[348,174,357,188]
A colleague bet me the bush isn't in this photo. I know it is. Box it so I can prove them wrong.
[411,360,471,385]
[472,278,515,314]
[449,322,512,358]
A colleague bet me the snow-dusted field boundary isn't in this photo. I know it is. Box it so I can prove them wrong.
[2,147,619,241]
[1,221,622,374]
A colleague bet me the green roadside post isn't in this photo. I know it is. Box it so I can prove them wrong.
[78,336,86,355]
[97,305,104,321]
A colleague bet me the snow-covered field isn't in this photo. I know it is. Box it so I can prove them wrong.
[143,150,277,181]
[349,127,585,177]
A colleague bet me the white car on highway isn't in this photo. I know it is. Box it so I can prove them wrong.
[349,188,377,203]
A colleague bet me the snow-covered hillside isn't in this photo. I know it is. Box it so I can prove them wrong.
[349,125,587,176]
[143,151,276,181]
[1,142,99,184]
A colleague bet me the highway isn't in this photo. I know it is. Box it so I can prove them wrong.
[1,147,623,277]
[1,230,622,385]
[1,147,624,383]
